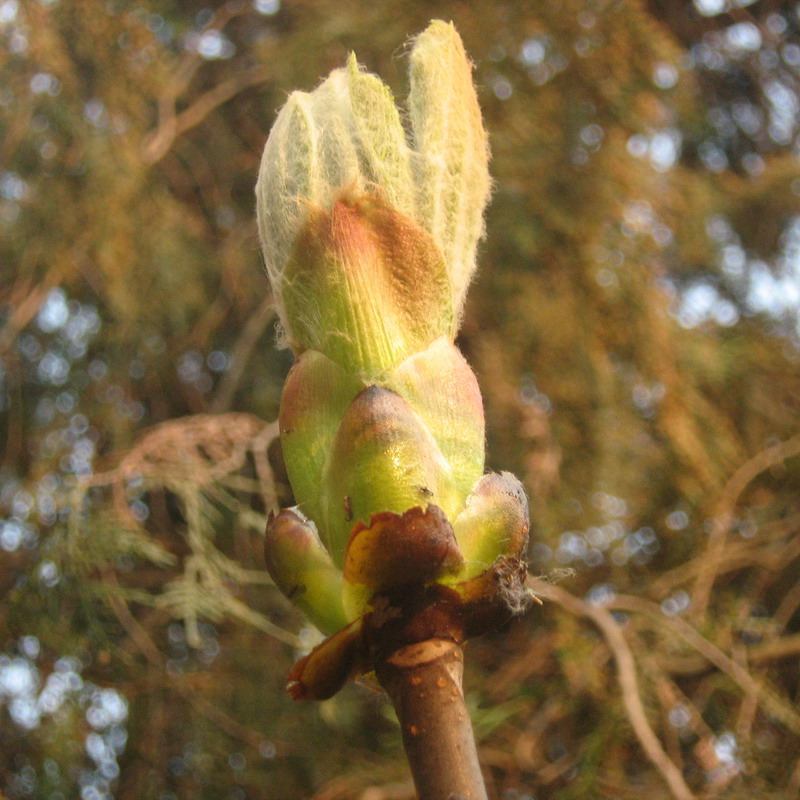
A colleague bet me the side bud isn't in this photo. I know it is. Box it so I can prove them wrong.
[264,509,348,635]
[451,472,530,580]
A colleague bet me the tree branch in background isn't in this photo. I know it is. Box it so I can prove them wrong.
[691,433,800,619]
[609,595,800,734]
[210,294,276,413]
[141,2,259,165]
[143,67,272,165]
[646,0,787,45]
[529,578,697,800]
[0,275,61,357]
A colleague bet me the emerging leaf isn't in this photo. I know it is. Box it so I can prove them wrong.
[281,193,452,371]
[409,20,491,327]
[256,20,490,345]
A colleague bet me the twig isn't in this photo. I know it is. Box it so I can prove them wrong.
[141,2,256,164]
[691,433,800,619]
[211,295,276,413]
[528,578,697,800]
[651,511,800,597]
[608,594,800,733]
[103,569,165,667]
[251,421,280,513]
[788,757,800,800]
[143,67,271,164]
[773,574,800,632]
[746,632,800,663]
[104,570,288,756]
[376,639,488,800]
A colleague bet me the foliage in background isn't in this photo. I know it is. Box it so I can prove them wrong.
[1,0,800,798]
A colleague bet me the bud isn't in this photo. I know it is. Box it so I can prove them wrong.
[449,472,530,580]
[256,21,530,701]
[264,509,347,635]
[256,21,490,350]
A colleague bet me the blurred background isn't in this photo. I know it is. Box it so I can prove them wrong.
[1,0,800,798]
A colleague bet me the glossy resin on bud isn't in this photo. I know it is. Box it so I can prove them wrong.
[257,21,531,700]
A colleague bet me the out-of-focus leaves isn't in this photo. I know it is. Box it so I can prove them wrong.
[2,0,800,798]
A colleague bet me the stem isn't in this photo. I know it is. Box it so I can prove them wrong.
[376,639,488,800]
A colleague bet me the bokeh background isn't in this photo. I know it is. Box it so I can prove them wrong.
[2,1,800,798]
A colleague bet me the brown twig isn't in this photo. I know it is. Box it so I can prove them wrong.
[691,433,800,619]
[773,574,800,632]
[0,275,61,356]
[787,757,800,799]
[210,295,276,413]
[528,579,697,800]
[651,511,800,598]
[140,2,259,165]
[143,66,271,164]
[103,570,288,758]
[376,639,488,800]
[608,594,800,733]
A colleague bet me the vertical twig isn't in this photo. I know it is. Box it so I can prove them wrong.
[210,296,275,413]
[376,639,488,800]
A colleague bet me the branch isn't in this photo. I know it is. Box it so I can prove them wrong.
[142,66,271,165]
[376,640,488,800]
[645,0,786,47]
[0,275,61,356]
[528,579,697,800]
[141,2,257,165]
[210,294,276,413]
[608,594,800,734]
[651,511,800,598]
[691,433,800,619]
